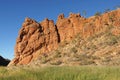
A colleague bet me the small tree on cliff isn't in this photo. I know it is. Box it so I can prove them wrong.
[94,11,101,16]
[104,8,110,13]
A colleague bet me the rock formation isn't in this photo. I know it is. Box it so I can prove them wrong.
[8,9,120,66]
[8,18,59,66]
[0,56,10,66]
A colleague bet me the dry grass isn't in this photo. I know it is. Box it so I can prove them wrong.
[1,66,120,80]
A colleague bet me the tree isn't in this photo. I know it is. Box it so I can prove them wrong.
[104,8,110,13]
[94,11,101,16]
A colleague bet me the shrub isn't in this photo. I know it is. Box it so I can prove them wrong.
[107,36,118,45]
[71,47,78,53]
[41,56,48,64]
[53,50,61,58]
[50,60,62,65]
[94,11,101,16]
[104,9,110,13]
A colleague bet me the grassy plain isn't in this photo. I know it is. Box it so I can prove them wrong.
[0,66,120,80]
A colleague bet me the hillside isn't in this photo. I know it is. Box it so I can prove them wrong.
[30,26,120,66]
[8,9,120,66]
[0,56,10,66]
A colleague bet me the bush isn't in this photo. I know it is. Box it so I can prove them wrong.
[94,12,101,16]
[104,9,110,13]
[41,56,48,64]
[53,50,61,58]
[50,60,62,65]
[107,35,118,45]
[71,47,78,53]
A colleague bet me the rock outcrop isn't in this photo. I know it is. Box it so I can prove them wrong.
[9,9,120,66]
[8,18,59,66]
[0,56,10,66]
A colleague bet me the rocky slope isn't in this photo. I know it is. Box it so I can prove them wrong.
[0,56,10,66]
[8,9,120,66]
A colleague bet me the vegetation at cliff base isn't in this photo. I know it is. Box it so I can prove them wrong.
[0,66,120,80]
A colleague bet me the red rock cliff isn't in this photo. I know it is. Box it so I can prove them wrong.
[8,9,120,66]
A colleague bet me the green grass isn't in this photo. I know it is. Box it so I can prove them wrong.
[0,66,120,80]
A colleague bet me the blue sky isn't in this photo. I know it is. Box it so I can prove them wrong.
[0,0,120,60]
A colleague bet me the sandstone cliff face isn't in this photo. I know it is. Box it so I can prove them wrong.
[9,18,59,65]
[56,13,85,42]
[9,9,120,66]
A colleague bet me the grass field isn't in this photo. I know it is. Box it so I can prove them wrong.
[0,66,120,80]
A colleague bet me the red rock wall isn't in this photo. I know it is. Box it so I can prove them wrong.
[8,9,120,66]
